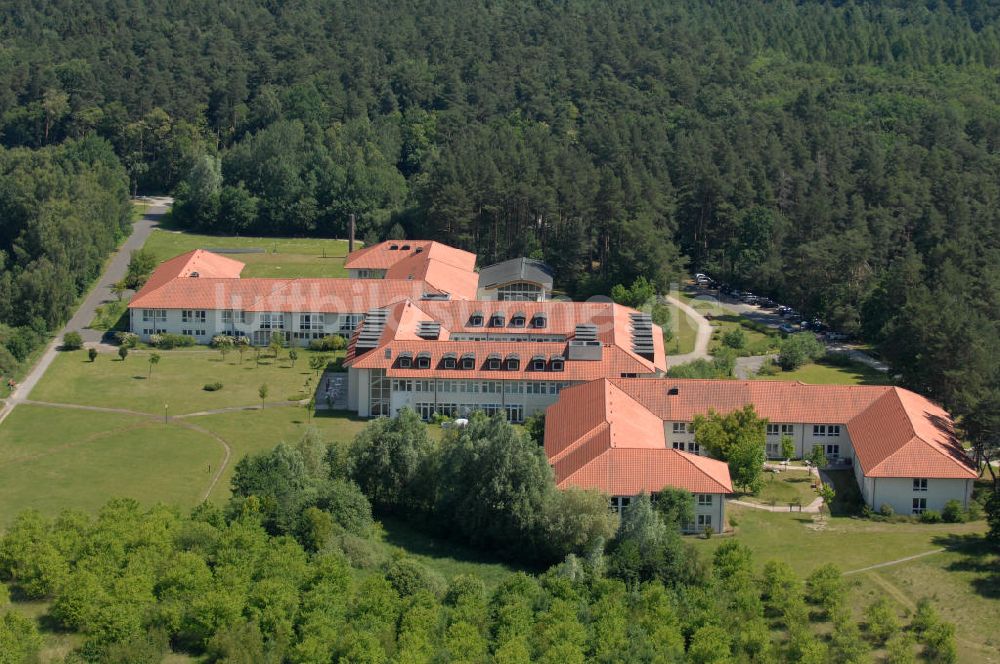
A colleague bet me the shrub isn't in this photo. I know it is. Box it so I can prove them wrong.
[722,328,746,349]
[308,335,346,352]
[336,533,383,570]
[879,503,895,518]
[211,335,237,348]
[114,331,138,348]
[778,333,825,371]
[756,359,780,376]
[941,500,965,523]
[203,382,223,391]
[152,333,196,349]
[920,510,942,524]
[383,556,446,598]
[62,331,83,350]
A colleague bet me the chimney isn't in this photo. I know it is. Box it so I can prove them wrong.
[348,213,356,253]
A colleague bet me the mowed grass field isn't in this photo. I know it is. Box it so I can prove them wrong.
[31,348,322,415]
[0,405,221,526]
[760,357,894,386]
[665,304,699,355]
[692,506,999,661]
[143,228,352,278]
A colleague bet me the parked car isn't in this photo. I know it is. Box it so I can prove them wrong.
[826,331,850,341]
[779,323,798,334]
[741,292,758,304]
[777,306,792,316]
[758,297,776,308]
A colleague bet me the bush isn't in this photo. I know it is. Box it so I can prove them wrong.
[920,510,942,524]
[756,359,780,376]
[114,331,138,348]
[62,331,83,350]
[336,533,384,570]
[778,333,825,371]
[722,328,746,349]
[941,500,965,523]
[383,556,446,598]
[879,503,895,518]
[151,333,196,349]
[308,335,346,352]
[203,382,223,391]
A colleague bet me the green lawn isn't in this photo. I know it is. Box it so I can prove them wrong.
[741,470,817,506]
[692,506,997,661]
[31,348,322,415]
[708,314,782,357]
[0,406,221,526]
[665,305,698,355]
[143,228,351,278]
[758,358,893,386]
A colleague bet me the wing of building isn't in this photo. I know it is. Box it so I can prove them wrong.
[545,377,978,519]
[477,257,554,301]
[128,243,481,345]
[342,299,667,421]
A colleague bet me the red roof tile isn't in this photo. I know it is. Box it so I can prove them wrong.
[131,250,245,303]
[345,240,476,271]
[545,379,734,495]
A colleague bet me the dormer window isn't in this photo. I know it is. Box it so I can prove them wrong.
[489,313,505,327]
[506,354,520,370]
[389,244,399,250]
[461,352,476,370]
[486,353,501,370]
[469,312,484,327]
[550,355,565,372]
[442,353,457,369]
[416,352,431,369]
[401,244,410,250]
[398,352,413,369]
[510,312,526,327]
[531,314,547,329]
[531,354,546,371]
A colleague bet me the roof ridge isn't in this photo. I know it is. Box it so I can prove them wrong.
[548,421,610,464]
[673,449,731,493]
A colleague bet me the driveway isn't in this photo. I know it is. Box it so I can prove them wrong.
[664,294,713,365]
[0,197,171,426]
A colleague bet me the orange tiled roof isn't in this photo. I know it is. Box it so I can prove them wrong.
[345,240,476,271]
[545,379,733,495]
[548,378,976,483]
[131,250,245,302]
[343,299,668,377]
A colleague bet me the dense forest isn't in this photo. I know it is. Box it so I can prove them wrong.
[0,1,998,438]
[0,417,961,662]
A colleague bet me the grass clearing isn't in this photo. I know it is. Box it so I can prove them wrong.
[708,313,781,356]
[31,348,324,415]
[758,358,893,386]
[741,470,817,506]
[143,228,351,278]
[692,505,997,661]
[665,305,698,355]
[0,406,221,526]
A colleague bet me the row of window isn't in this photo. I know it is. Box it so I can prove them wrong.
[671,422,841,437]
[398,354,565,372]
[766,424,795,436]
[467,312,548,329]
[672,441,701,453]
[609,494,714,514]
[180,329,207,337]
[450,333,565,343]
[142,310,363,333]
[413,402,525,422]
[812,425,841,436]
[393,379,572,395]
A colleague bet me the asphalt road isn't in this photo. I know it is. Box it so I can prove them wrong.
[0,197,171,426]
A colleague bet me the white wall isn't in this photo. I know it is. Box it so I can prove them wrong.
[131,308,363,347]
[870,477,973,515]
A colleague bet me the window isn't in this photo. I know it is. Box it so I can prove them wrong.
[767,423,793,436]
[912,498,927,515]
[142,309,167,323]
[913,478,928,492]
[531,357,546,371]
[672,441,683,450]
[687,442,701,453]
[697,494,713,506]
[338,314,362,333]
[259,313,285,330]
[497,282,543,302]
[505,404,524,423]
[813,425,826,436]
[222,310,233,324]
[468,313,484,327]
[398,355,412,369]
[825,444,839,456]
[443,355,457,369]
[510,314,526,327]
[672,422,688,434]
[415,403,436,420]
[531,314,547,328]
[299,314,323,331]
[487,356,501,370]
[461,355,476,370]
[369,369,390,417]
[489,313,505,327]
[416,354,431,369]
[813,424,841,437]
[182,310,206,323]
[506,357,520,371]
[766,441,780,457]
[697,514,713,529]
[610,496,631,513]
[767,424,780,436]
[550,357,564,372]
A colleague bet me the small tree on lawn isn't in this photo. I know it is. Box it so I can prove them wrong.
[818,483,836,512]
[258,383,269,409]
[269,332,284,359]
[288,349,298,367]
[147,353,160,377]
[62,331,83,350]
[808,444,827,469]
[236,339,248,364]
[118,346,128,362]
[88,348,98,362]
[309,354,329,376]
[780,434,795,460]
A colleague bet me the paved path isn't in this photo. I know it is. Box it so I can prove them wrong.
[0,198,170,427]
[664,295,713,365]
[729,497,825,513]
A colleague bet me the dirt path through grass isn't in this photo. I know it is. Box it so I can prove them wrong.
[844,549,944,575]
